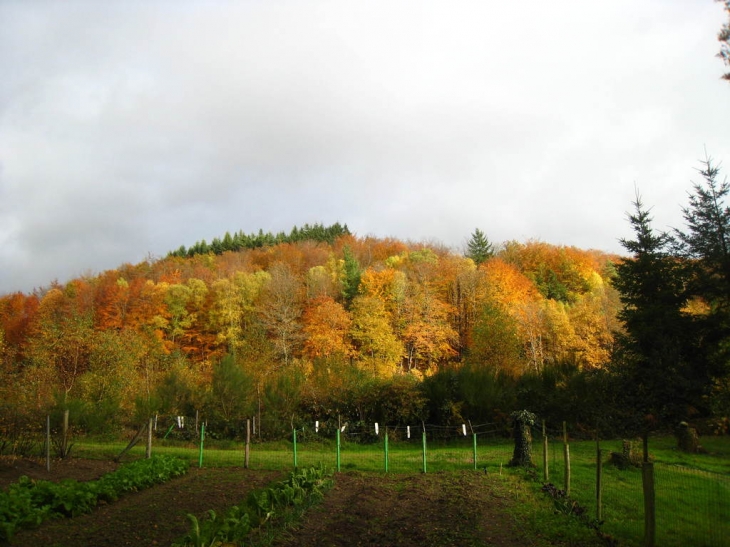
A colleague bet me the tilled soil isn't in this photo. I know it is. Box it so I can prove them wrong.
[274,471,530,547]
[2,457,281,547]
[2,458,601,547]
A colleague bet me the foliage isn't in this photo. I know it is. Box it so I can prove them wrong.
[508,409,536,467]
[611,192,708,435]
[206,354,255,437]
[0,455,187,542]
[341,245,362,308]
[169,222,351,257]
[0,221,689,439]
[718,0,730,82]
[467,301,522,375]
[173,465,333,547]
[674,156,730,378]
[465,228,494,265]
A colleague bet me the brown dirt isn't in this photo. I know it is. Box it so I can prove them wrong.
[274,471,532,547]
[0,456,120,490]
[2,457,281,547]
[2,459,602,547]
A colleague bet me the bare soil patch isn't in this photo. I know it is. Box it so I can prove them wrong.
[0,456,119,490]
[3,457,281,547]
[2,459,601,547]
[276,471,554,547]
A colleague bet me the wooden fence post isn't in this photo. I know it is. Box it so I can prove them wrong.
[146,417,153,459]
[596,442,603,522]
[422,429,427,474]
[292,428,298,469]
[245,419,251,469]
[198,422,205,468]
[336,427,341,472]
[643,462,656,547]
[543,420,549,482]
[45,415,51,471]
[62,409,69,458]
[563,421,571,496]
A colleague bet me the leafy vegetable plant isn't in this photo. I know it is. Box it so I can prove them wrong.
[0,455,188,541]
[174,465,333,547]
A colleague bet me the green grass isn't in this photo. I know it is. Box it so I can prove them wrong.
[540,437,730,547]
[71,434,730,547]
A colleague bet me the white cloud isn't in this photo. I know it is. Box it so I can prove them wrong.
[0,0,729,293]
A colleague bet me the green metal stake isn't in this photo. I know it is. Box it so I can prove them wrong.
[384,432,389,473]
[473,433,478,470]
[336,428,341,472]
[293,428,298,469]
[198,423,205,468]
[422,430,427,473]
[163,422,175,440]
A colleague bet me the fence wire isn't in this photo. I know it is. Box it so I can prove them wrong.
[1,415,728,547]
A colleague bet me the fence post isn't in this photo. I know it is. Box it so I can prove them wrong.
[543,420,549,482]
[293,428,298,469]
[384,431,389,473]
[146,417,153,459]
[473,433,478,470]
[563,421,571,496]
[596,442,603,522]
[245,419,251,469]
[336,428,341,472]
[45,415,51,471]
[198,422,205,468]
[642,462,656,547]
[62,409,69,458]
[422,430,427,474]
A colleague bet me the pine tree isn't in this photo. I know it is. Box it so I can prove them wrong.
[465,228,494,265]
[612,192,703,436]
[341,246,361,308]
[674,156,730,376]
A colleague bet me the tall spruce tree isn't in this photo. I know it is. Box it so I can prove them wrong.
[465,228,494,265]
[612,192,702,437]
[341,246,361,308]
[675,156,730,377]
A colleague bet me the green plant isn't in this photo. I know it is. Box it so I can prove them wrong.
[0,455,188,542]
[173,465,333,547]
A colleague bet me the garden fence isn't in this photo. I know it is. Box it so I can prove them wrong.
[2,414,728,547]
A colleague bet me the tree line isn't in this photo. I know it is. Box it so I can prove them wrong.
[0,159,728,441]
[168,222,351,258]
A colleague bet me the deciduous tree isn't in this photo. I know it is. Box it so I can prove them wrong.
[258,262,304,365]
[349,295,404,376]
[302,296,352,359]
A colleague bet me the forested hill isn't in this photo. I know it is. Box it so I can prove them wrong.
[168,222,350,258]
[0,230,621,389]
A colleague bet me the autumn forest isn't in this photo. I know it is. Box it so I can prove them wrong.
[1,160,729,442]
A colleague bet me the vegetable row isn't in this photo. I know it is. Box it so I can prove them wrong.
[173,465,334,547]
[0,455,188,542]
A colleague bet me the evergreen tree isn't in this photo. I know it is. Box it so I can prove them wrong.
[611,192,704,436]
[465,228,494,265]
[674,156,730,377]
[341,246,361,308]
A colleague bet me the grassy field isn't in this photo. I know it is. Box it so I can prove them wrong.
[71,433,730,547]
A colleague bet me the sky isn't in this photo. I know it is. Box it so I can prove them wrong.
[1,1,729,295]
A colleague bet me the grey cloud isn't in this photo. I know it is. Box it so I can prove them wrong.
[1,1,729,293]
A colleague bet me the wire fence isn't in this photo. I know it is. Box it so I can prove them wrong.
[2,414,729,547]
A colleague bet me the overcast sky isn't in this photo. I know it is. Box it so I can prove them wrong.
[1,1,729,295]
